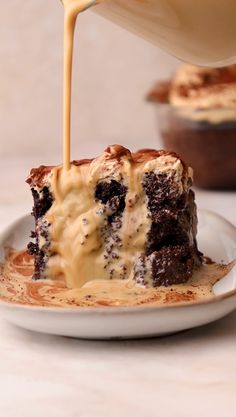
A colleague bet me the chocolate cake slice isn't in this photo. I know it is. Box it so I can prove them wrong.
[27,145,202,288]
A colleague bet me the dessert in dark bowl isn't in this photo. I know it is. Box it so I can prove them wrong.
[147,65,236,190]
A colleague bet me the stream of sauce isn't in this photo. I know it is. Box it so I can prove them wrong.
[63,0,97,169]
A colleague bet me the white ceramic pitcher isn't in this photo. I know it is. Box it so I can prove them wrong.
[91,0,236,67]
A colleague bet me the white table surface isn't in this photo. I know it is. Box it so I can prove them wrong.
[0,157,236,417]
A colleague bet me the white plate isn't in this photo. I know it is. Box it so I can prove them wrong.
[0,210,235,339]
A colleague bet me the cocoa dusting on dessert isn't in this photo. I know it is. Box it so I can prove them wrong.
[173,65,236,102]
[146,80,171,104]
[26,166,54,188]
[0,249,234,308]
[147,64,236,109]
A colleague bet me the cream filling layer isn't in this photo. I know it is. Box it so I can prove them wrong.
[174,107,236,124]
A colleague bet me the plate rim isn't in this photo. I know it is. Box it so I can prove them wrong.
[0,210,235,314]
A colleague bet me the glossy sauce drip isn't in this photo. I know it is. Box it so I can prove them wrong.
[62,0,97,169]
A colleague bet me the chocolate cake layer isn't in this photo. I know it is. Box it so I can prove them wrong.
[27,145,202,288]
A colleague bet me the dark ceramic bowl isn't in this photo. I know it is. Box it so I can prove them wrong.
[156,105,236,190]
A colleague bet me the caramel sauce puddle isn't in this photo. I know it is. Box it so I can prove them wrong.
[0,249,234,308]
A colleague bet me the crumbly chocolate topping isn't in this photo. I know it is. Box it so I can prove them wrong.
[31,187,53,220]
[95,179,127,216]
